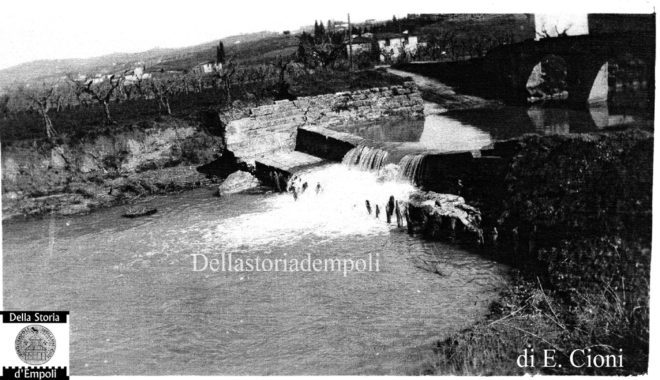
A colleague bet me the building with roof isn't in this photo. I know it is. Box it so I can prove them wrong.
[345,36,374,56]
[377,34,419,62]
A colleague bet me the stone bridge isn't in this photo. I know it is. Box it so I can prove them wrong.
[483,32,655,105]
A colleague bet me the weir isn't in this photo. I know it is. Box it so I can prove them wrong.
[254,151,327,191]
[341,145,389,171]
[398,154,426,185]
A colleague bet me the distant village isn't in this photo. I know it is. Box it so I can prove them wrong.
[48,13,653,89]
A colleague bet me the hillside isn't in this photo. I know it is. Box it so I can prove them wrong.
[152,34,298,71]
[0,30,284,90]
[0,13,538,92]
[420,14,535,42]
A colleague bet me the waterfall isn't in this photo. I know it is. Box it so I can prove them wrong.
[342,145,389,171]
[398,154,426,185]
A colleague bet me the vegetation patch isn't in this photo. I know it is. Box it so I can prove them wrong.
[424,129,652,375]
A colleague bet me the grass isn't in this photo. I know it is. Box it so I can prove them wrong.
[426,257,649,375]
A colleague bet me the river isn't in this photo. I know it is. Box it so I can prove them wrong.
[3,164,507,375]
[8,67,638,375]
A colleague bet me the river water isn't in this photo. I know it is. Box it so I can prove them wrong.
[3,165,508,375]
[364,68,654,150]
[4,67,651,375]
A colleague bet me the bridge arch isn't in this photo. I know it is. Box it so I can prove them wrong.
[525,54,568,101]
[484,33,655,107]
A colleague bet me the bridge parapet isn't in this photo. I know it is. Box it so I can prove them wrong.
[483,32,655,106]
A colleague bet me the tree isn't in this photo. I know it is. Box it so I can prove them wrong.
[536,25,571,39]
[273,55,295,100]
[188,70,207,93]
[69,74,124,124]
[296,32,313,66]
[212,58,237,104]
[148,76,178,115]
[370,38,381,62]
[22,83,58,139]
[318,22,325,37]
[216,41,226,64]
[380,46,395,64]
[0,94,10,119]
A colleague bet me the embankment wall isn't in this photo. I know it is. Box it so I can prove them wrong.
[225,82,424,163]
[410,129,652,297]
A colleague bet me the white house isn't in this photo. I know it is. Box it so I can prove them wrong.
[124,67,151,84]
[377,34,419,62]
[194,61,223,75]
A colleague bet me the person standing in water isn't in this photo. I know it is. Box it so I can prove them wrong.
[385,196,395,223]
[287,175,297,192]
[395,200,403,228]
[301,182,308,194]
[315,182,322,194]
[365,200,372,215]
[375,205,381,219]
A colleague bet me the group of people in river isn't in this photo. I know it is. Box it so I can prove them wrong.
[284,173,408,230]
[287,175,322,201]
[365,195,405,228]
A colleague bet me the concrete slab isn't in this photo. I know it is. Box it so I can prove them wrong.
[254,151,328,191]
[256,150,326,172]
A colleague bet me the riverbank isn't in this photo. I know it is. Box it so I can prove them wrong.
[409,128,652,375]
[1,78,423,220]
[1,117,228,219]
[386,66,502,112]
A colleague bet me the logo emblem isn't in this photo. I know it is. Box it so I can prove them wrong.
[14,325,57,365]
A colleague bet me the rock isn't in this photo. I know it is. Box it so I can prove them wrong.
[50,147,68,169]
[123,206,158,218]
[217,171,259,196]
[404,190,482,243]
[78,153,100,173]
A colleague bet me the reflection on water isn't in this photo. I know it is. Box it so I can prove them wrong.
[381,67,653,148]
[331,96,651,150]
[4,171,507,375]
[443,103,651,141]
[329,118,425,142]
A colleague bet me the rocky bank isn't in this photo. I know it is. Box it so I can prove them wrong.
[1,118,225,219]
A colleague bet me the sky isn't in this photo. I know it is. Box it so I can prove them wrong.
[0,0,655,70]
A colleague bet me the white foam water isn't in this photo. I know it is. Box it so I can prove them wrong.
[206,164,415,250]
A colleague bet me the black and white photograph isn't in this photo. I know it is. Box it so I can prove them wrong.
[0,0,656,376]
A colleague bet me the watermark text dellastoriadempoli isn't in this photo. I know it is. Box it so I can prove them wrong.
[191,252,380,277]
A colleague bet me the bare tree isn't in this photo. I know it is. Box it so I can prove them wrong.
[212,59,237,104]
[22,83,58,139]
[69,74,123,124]
[148,76,179,115]
[186,70,207,93]
[536,24,572,39]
